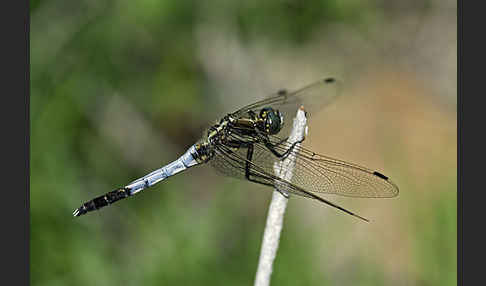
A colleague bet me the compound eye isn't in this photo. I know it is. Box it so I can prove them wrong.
[266,110,283,135]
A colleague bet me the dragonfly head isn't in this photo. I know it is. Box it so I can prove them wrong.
[258,107,283,135]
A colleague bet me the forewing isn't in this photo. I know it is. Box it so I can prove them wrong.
[231,78,341,139]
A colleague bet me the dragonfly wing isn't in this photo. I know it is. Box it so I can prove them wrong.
[230,78,341,139]
[210,143,321,200]
[210,126,399,199]
[211,143,370,221]
[266,135,399,198]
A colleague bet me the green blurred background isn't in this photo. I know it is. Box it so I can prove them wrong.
[31,0,456,285]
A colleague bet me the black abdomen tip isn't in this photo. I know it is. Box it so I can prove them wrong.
[324,78,335,83]
[373,171,388,180]
[73,207,86,217]
[73,187,131,217]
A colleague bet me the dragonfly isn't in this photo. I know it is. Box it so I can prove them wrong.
[73,78,399,222]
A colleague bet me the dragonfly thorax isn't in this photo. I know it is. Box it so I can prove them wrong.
[257,107,284,135]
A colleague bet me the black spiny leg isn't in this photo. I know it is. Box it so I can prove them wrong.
[224,138,289,196]
[264,137,305,160]
[243,143,289,198]
[244,143,255,181]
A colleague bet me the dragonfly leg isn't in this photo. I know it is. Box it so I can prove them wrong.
[242,143,276,183]
[264,137,304,160]
[224,139,253,149]
[223,138,291,199]
[274,137,289,146]
[244,143,255,181]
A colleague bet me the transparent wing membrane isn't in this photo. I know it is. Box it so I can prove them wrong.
[211,142,372,222]
[232,78,341,139]
[266,136,399,198]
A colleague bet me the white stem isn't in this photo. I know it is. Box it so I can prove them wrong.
[254,107,308,286]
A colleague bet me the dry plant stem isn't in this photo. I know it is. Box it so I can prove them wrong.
[254,107,308,286]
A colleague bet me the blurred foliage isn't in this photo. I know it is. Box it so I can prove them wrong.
[31,0,455,286]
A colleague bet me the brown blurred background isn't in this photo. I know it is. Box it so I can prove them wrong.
[31,0,456,285]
